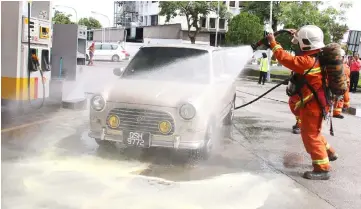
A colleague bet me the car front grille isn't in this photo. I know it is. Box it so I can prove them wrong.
[107,108,175,135]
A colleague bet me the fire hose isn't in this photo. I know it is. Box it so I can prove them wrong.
[235,78,289,110]
[234,30,293,110]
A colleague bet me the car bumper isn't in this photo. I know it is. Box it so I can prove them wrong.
[88,128,206,150]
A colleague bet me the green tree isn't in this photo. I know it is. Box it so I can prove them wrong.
[78,17,102,30]
[159,1,230,44]
[226,12,264,45]
[52,10,75,24]
[279,2,351,44]
[242,1,285,32]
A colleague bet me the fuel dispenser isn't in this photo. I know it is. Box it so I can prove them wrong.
[51,24,87,109]
[1,1,52,110]
[22,15,52,106]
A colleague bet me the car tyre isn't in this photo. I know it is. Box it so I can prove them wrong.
[95,138,115,147]
[111,55,120,62]
[223,94,236,125]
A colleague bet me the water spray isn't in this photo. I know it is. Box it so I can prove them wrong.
[234,30,294,110]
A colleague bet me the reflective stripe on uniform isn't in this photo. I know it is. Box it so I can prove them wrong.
[312,158,329,165]
[294,94,313,110]
[272,45,282,52]
[305,67,321,75]
[334,108,342,113]
[325,143,331,150]
[344,102,350,105]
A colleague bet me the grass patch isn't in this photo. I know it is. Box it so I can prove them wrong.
[270,70,291,76]
[358,79,361,88]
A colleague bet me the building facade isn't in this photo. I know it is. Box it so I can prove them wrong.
[112,1,246,45]
[114,1,245,30]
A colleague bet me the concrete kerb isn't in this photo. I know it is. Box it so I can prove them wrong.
[240,67,360,116]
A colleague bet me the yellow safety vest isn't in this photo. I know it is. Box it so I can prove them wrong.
[260,58,268,72]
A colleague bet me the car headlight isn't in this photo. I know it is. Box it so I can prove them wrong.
[179,103,196,120]
[91,95,105,111]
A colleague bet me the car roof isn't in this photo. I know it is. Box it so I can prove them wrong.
[141,44,217,52]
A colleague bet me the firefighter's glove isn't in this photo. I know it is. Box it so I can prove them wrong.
[282,78,290,85]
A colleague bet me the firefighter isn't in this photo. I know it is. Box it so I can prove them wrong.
[333,49,351,119]
[267,25,338,180]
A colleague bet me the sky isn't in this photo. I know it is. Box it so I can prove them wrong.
[53,0,361,38]
[52,0,115,27]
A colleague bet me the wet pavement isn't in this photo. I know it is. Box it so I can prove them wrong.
[2,63,361,209]
[2,106,335,209]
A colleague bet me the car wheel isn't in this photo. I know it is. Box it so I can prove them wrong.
[189,122,215,160]
[86,54,89,61]
[223,94,236,125]
[95,138,115,147]
[111,55,120,62]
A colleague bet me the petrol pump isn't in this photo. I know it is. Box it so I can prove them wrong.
[1,1,52,110]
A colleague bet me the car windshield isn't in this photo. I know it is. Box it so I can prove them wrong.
[122,47,210,84]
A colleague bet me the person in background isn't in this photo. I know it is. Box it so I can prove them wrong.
[333,49,350,119]
[258,52,268,85]
[349,53,361,93]
[87,42,95,66]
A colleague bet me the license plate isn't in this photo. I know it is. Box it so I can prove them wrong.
[123,131,151,148]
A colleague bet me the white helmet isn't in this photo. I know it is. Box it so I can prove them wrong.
[340,49,345,57]
[291,25,325,51]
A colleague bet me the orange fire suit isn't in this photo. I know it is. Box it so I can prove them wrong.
[289,94,301,127]
[271,41,336,172]
[333,64,351,115]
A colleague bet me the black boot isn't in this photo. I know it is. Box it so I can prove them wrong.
[292,123,300,134]
[303,171,330,180]
[333,114,344,119]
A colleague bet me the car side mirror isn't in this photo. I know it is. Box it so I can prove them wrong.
[113,67,124,76]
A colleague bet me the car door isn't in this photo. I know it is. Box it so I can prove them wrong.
[92,44,102,60]
[100,43,113,60]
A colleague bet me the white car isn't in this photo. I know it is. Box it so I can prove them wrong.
[86,42,130,62]
[88,44,236,158]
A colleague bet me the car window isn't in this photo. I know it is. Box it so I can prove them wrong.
[111,44,119,50]
[102,44,112,50]
[94,44,101,50]
[122,47,210,84]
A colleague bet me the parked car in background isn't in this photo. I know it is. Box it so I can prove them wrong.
[88,44,236,159]
[86,42,130,62]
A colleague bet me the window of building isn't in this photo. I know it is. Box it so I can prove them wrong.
[87,31,93,41]
[150,15,158,26]
[239,1,246,8]
[200,17,206,28]
[145,16,148,25]
[151,1,158,3]
[209,18,216,29]
[229,1,236,7]
[219,19,225,29]
[140,16,143,23]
